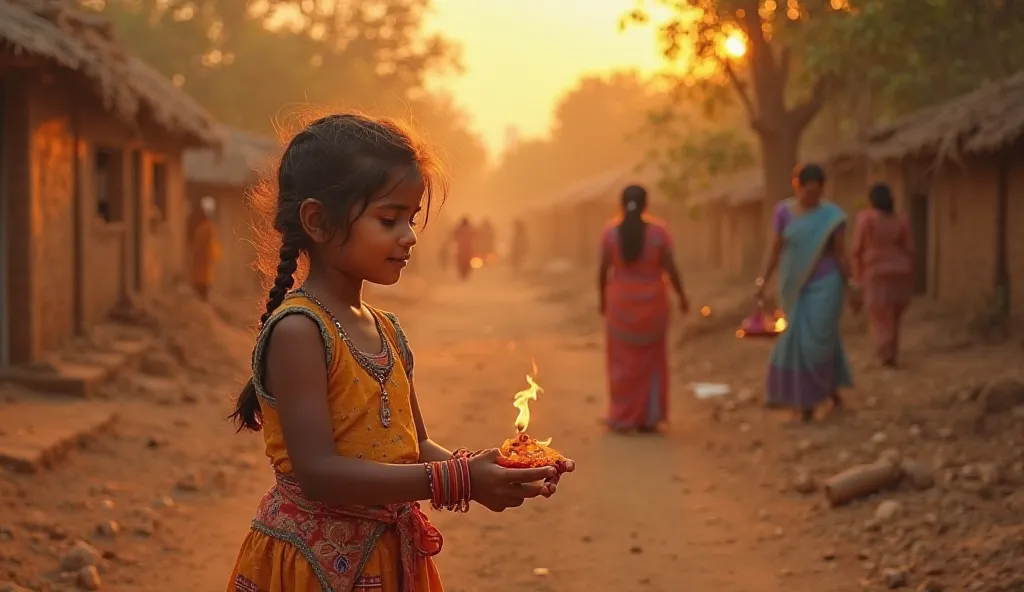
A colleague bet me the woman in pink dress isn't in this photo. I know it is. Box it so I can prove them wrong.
[598,185,689,433]
[851,183,915,367]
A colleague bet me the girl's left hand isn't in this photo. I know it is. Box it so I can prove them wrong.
[540,459,576,497]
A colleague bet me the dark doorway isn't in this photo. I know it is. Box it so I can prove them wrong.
[908,193,929,294]
[0,80,8,367]
[131,149,143,291]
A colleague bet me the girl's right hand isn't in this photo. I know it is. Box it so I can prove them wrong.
[467,449,557,512]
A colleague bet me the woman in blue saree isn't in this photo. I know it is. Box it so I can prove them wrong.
[755,164,861,422]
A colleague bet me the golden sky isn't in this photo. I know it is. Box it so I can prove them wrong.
[425,0,667,156]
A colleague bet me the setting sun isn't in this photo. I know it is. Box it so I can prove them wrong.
[723,31,747,58]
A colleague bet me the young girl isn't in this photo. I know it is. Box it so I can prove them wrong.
[227,113,573,592]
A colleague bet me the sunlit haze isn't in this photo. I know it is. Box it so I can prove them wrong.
[426,0,669,157]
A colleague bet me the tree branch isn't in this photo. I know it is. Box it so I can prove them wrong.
[723,60,764,133]
[789,75,830,133]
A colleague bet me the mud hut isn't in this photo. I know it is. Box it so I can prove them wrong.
[857,70,1024,314]
[0,0,220,366]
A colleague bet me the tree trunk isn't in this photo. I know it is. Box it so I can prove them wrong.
[756,128,801,245]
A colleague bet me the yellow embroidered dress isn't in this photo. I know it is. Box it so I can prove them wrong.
[228,292,445,592]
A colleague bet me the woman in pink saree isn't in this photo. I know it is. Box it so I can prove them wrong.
[851,183,915,367]
[598,185,689,433]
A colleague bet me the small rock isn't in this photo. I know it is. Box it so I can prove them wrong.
[77,565,101,590]
[95,520,120,537]
[60,540,102,572]
[739,422,752,433]
[629,545,643,554]
[960,464,979,480]
[175,473,201,492]
[908,425,923,438]
[880,448,902,466]
[901,460,936,490]
[977,463,1001,486]
[532,567,550,577]
[937,427,955,441]
[791,471,817,495]
[882,567,908,588]
[917,580,944,592]
[155,496,175,509]
[778,568,793,577]
[872,431,889,445]
[797,439,814,453]
[978,376,1024,413]
[822,549,837,561]
[875,500,903,522]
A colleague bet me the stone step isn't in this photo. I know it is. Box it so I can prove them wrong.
[0,337,151,398]
[0,396,118,473]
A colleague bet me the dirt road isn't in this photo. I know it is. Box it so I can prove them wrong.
[2,268,866,591]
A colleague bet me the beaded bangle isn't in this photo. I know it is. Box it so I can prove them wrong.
[425,457,472,512]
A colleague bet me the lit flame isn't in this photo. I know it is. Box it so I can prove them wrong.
[735,329,746,339]
[470,257,484,269]
[512,363,551,445]
[773,309,787,332]
[700,305,711,317]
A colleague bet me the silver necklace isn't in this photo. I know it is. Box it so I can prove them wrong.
[295,288,394,428]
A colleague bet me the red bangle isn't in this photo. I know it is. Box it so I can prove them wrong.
[456,456,471,512]
[447,458,459,510]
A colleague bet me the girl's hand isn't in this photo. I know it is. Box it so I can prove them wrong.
[539,458,576,497]
[467,449,556,512]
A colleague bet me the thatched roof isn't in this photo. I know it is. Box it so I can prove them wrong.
[185,126,279,187]
[863,70,1024,161]
[0,0,219,147]
[687,169,763,207]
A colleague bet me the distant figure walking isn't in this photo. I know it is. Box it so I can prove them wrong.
[852,183,915,367]
[756,164,859,423]
[478,218,496,262]
[510,218,528,272]
[598,185,689,434]
[189,196,222,301]
[452,216,476,280]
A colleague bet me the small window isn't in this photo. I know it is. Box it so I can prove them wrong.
[95,148,122,222]
[151,161,168,221]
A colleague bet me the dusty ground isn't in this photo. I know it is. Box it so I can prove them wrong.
[1,264,1022,592]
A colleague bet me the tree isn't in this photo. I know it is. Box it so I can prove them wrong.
[626,0,840,218]
[87,0,460,132]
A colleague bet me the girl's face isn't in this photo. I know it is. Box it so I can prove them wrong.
[305,168,424,286]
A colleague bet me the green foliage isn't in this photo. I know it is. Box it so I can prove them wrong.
[84,0,487,189]
[798,0,1024,117]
